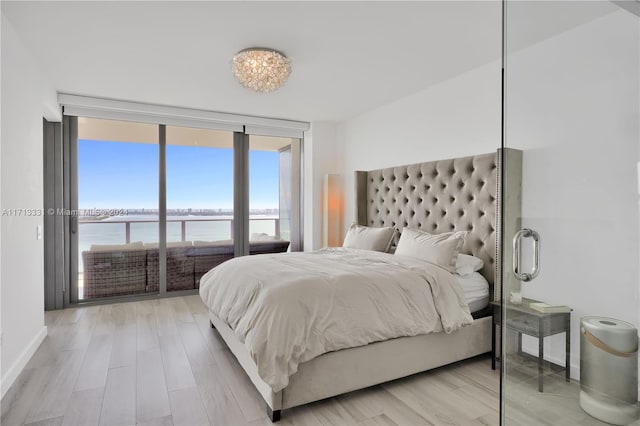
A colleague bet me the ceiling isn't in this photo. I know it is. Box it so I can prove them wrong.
[2,1,617,122]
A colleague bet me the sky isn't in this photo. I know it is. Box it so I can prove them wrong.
[78,139,280,210]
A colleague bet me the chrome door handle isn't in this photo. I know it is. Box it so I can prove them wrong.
[512,228,540,282]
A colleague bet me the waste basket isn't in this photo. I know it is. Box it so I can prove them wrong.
[580,316,638,425]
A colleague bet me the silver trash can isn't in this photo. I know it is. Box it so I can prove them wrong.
[580,316,639,425]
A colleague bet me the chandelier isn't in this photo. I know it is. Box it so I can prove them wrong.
[231,48,292,93]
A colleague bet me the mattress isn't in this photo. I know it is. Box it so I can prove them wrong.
[458,272,490,313]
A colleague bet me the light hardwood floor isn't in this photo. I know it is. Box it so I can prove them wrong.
[3,295,630,426]
[1,296,499,426]
[1,295,501,425]
[501,354,640,426]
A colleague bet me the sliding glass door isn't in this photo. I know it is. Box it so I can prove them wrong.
[165,126,236,291]
[73,117,159,301]
[65,116,304,304]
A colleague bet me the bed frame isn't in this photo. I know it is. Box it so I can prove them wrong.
[207,148,523,421]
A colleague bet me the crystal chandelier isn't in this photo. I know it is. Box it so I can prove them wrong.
[231,48,292,93]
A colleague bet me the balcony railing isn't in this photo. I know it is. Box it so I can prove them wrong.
[78,216,281,244]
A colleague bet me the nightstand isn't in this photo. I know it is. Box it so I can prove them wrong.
[491,298,571,392]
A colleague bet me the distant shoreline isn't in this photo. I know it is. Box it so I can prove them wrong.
[79,212,279,222]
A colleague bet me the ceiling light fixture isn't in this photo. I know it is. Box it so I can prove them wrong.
[231,48,292,93]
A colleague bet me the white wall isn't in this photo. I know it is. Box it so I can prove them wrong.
[0,13,59,397]
[340,60,502,231]
[506,8,639,379]
[303,121,343,251]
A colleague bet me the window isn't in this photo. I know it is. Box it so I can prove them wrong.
[57,113,303,304]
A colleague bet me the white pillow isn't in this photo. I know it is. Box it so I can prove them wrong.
[143,241,193,248]
[250,232,278,241]
[395,228,467,272]
[90,241,144,251]
[455,254,484,276]
[342,224,395,252]
[192,240,233,247]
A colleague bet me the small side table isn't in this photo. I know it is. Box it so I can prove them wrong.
[491,298,571,392]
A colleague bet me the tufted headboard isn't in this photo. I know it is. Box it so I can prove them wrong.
[355,149,522,302]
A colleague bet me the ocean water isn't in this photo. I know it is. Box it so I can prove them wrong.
[78,215,277,272]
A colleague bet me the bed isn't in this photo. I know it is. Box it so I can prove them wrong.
[201,149,522,422]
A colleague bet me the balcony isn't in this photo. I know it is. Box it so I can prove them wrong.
[80,216,281,245]
[77,216,285,300]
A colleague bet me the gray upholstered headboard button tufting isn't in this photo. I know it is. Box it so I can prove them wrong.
[354,149,523,303]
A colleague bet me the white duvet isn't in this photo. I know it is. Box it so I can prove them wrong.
[199,247,473,392]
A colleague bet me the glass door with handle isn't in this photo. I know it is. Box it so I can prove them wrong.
[501,1,639,425]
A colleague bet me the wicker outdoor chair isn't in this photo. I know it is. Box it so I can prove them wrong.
[192,241,236,288]
[192,239,290,287]
[81,239,291,298]
[147,245,195,292]
[82,247,147,298]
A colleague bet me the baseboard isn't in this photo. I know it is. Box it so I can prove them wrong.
[521,344,579,380]
[1,326,48,399]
